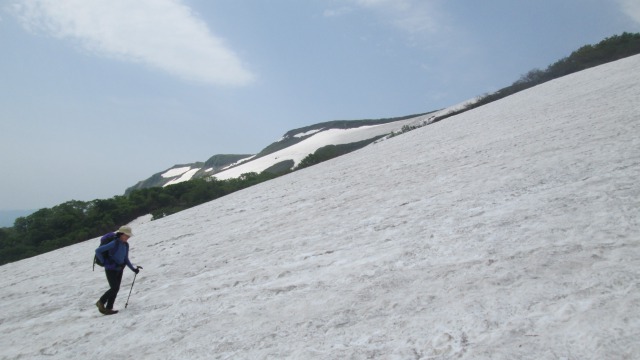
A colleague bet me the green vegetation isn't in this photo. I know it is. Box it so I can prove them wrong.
[295,136,385,170]
[430,32,640,124]
[125,154,252,194]
[0,172,278,265]
[474,32,640,108]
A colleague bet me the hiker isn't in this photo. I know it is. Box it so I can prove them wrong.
[95,225,141,315]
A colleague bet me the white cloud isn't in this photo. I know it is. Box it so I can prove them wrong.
[618,0,640,24]
[11,0,254,86]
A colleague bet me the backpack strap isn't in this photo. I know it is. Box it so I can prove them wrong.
[107,238,120,257]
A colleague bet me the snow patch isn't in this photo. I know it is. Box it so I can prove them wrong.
[293,128,323,138]
[160,166,191,178]
[163,168,199,186]
[213,121,418,180]
[219,155,256,171]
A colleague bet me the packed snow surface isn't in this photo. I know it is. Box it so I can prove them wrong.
[1,55,639,359]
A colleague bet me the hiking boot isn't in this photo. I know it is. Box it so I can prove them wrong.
[96,301,107,314]
[104,309,119,315]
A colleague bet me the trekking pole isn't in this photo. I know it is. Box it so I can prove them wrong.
[125,266,142,308]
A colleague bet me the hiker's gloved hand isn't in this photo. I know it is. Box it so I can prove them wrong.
[134,266,142,274]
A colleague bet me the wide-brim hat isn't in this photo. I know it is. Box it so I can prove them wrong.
[117,226,133,237]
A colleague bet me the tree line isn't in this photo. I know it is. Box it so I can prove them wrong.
[0,137,382,266]
[0,172,279,265]
[1,133,379,266]
[431,32,640,123]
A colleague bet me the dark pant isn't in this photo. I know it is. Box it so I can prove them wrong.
[100,269,124,310]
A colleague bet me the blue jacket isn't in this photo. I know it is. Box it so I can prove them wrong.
[95,235,136,272]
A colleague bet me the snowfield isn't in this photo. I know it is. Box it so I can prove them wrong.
[1,55,639,359]
[160,113,433,185]
[213,116,431,180]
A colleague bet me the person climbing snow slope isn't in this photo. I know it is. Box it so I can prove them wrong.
[95,226,141,315]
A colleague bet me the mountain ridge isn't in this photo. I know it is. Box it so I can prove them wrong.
[125,111,436,192]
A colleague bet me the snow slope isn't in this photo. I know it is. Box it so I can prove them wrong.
[213,116,432,180]
[1,55,639,359]
[144,114,432,187]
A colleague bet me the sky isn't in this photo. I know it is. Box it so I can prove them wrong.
[1,54,638,358]
[1,0,639,211]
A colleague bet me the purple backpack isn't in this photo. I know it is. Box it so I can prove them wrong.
[93,233,119,270]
